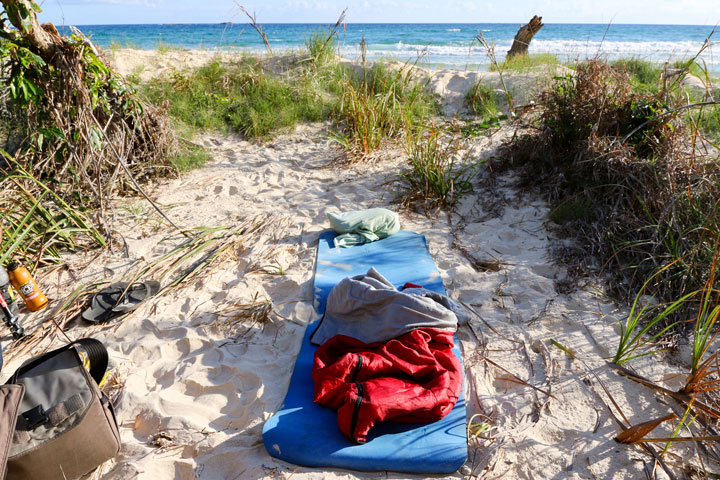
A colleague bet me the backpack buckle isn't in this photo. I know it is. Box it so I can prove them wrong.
[22,404,49,430]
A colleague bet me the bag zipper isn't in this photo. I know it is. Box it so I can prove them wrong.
[349,382,365,443]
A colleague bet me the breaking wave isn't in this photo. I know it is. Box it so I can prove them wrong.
[337,38,717,69]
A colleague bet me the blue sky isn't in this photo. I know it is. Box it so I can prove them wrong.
[38,0,720,26]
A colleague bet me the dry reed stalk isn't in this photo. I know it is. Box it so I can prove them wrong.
[120,214,286,293]
[319,9,346,59]
[235,4,273,55]
[212,292,277,340]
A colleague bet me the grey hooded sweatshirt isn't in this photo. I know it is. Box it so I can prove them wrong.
[310,267,469,346]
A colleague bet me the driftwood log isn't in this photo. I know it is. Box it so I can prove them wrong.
[507,15,544,59]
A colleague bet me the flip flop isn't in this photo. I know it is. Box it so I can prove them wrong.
[82,281,161,324]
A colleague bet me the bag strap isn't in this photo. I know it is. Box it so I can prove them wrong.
[8,338,108,386]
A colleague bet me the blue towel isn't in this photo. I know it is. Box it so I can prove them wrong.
[262,231,468,474]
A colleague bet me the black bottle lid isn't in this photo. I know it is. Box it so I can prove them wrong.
[6,261,19,271]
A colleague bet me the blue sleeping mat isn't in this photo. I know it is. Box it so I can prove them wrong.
[262,230,468,474]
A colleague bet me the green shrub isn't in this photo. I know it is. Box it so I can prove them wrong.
[507,59,720,320]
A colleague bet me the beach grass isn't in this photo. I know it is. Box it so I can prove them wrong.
[672,58,715,82]
[305,28,337,69]
[142,58,332,139]
[154,39,185,54]
[398,119,475,212]
[680,251,720,395]
[611,261,694,365]
[465,82,499,121]
[170,141,211,172]
[611,58,662,90]
[491,53,561,72]
[0,158,106,267]
[331,61,438,158]
[692,105,720,144]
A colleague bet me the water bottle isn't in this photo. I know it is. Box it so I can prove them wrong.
[7,261,48,312]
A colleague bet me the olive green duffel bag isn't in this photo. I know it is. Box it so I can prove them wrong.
[5,338,121,480]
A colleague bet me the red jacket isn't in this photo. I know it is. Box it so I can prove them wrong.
[312,328,462,444]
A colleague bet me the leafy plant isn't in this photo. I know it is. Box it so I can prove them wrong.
[0,155,105,266]
[681,250,720,395]
[612,261,697,365]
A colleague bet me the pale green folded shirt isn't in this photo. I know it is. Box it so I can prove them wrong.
[327,208,400,248]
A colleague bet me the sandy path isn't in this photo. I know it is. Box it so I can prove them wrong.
[2,121,704,479]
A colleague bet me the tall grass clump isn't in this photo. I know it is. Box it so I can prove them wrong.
[398,119,475,212]
[303,9,345,71]
[507,59,720,318]
[681,251,720,395]
[672,58,713,84]
[607,252,720,462]
[0,158,105,265]
[465,82,499,120]
[305,29,337,68]
[332,61,437,158]
[612,261,696,365]
[686,103,720,146]
[143,59,330,140]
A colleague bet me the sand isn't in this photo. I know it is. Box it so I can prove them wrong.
[0,50,711,479]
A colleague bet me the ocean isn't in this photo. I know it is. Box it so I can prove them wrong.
[61,23,720,72]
